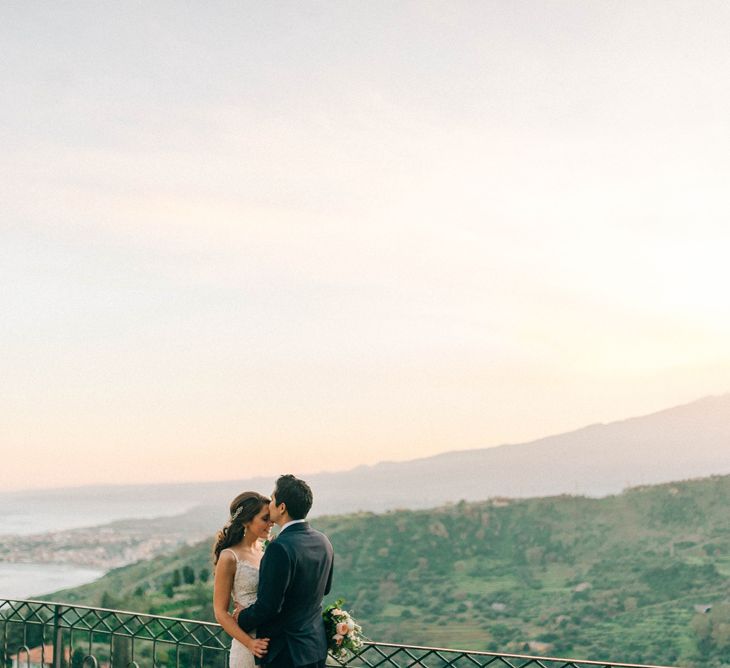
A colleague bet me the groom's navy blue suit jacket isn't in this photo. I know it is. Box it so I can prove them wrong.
[237,522,334,667]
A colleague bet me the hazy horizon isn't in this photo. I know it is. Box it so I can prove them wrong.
[4,390,729,495]
[3,2,730,491]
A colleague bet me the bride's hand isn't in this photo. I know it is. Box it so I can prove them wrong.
[247,637,270,658]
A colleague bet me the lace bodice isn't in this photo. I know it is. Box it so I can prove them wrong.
[221,548,259,608]
[232,560,259,608]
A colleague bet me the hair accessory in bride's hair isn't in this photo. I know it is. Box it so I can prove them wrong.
[230,506,244,523]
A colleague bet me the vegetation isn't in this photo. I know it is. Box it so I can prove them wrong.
[47,474,730,667]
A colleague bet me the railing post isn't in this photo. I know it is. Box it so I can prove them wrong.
[53,604,64,668]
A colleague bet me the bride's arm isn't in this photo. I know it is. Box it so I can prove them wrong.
[213,554,269,658]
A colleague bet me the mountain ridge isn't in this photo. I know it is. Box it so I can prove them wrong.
[3,392,730,525]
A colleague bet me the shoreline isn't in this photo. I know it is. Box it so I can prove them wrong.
[0,562,105,600]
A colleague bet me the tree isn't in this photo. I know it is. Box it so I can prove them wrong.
[712,623,730,651]
[182,565,195,585]
[100,591,119,610]
[71,648,85,668]
[112,636,132,668]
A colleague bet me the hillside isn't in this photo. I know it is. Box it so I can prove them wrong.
[48,473,730,668]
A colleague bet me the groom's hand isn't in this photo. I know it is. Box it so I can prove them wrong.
[231,601,246,623]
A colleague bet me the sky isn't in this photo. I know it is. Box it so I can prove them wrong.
[2,1,730,492]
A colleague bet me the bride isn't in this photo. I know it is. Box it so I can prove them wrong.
[213,492,273,668]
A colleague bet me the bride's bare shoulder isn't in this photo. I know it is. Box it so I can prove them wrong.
[216,549,239,572]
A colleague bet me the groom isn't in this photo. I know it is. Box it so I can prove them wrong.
[234,474,334,668]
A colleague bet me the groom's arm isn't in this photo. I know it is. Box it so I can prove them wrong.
[324,550,334,596]
[236,542,291,633]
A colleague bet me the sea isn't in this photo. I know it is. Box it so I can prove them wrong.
[0,483,213,600]
[0,486,205,535]
[0,563,105,599]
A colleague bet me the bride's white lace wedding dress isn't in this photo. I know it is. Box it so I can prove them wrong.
[222,549,259,668]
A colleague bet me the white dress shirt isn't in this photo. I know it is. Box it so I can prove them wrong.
[280,519,306,533]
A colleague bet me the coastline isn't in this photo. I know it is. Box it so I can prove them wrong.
[0,562,104,600]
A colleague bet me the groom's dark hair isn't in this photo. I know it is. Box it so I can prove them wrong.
[275,474,313,520]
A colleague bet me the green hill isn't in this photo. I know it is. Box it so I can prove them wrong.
[47,475,730,667]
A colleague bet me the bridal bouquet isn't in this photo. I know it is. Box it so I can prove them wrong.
[323,599,364,659]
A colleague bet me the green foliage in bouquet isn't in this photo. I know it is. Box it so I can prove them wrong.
[323,599,364,659]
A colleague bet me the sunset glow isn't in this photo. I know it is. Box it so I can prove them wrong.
[3,2,730,491]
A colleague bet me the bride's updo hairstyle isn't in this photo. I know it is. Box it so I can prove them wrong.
[213,491,270,564]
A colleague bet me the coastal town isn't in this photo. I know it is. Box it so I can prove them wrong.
[0,508,219,570]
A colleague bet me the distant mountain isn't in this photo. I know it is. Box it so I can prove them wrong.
[315,392,730,510]
[249,392,730,513]
[5,393,730,528]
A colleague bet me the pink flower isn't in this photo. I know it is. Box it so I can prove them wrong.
[336,622,349,636]
[333,634,344,646]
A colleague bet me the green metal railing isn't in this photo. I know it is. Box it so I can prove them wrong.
[1,599,678,668]
[1,599,228,668]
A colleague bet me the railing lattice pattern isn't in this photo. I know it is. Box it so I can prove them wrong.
[1,599,678,668]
